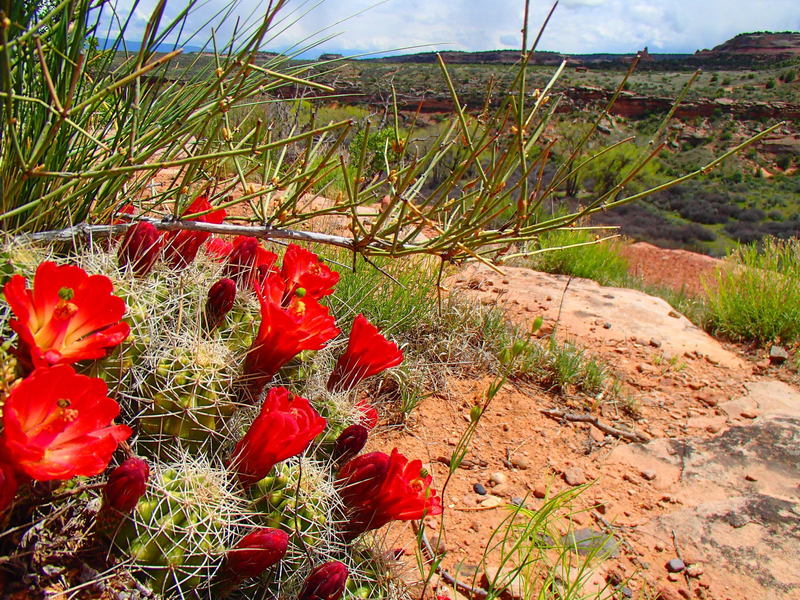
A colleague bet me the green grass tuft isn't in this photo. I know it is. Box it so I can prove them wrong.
[704,237,800,344]
[515,227,629,287]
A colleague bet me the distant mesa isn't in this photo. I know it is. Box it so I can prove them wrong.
[697,32,800,58]
[367,32,800,69]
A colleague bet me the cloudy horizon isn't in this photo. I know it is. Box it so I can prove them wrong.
[101,0,800,57]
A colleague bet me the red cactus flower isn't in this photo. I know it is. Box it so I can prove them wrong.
[162,194,226,269]
[299,561,349,600]
[337,448,442,536]
[3,261,130,369]
[243,274,339,396]
[223,236,277,289]
[225,528,288,579]
[0,458,19,513]
[356,400,379,430]
[332,424,368,463]
[118,222,163,277]
[326,315,403,392]
[1,365,131,481]
[205,236,234,261]
[204,278,237,331]
[231,387,326,486]
[280,244,339,303]
[103,457,149,513]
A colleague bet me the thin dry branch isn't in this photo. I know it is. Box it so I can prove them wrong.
[24,219,359,250]
[540,408,649,443]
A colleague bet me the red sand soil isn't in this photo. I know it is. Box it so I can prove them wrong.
[618,242,722,297]
[369,245,798,600]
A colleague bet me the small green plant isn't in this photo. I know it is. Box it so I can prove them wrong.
[705,237,800,344]
[474,487,620,600]
[513,226,629,287]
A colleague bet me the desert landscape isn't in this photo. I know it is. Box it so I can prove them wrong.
[0,2,798,600]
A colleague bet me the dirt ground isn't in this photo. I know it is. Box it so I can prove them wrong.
[371,242,800,600]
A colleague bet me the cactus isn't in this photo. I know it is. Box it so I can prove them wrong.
[278,350,317,383]
[249,459,337,549]
[221,295,259,350]
[137,339,239,452]
[113,461,236,598]
[345,546,406,600]
[0,339,20,404]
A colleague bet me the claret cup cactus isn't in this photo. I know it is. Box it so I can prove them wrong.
[0,236,435,600]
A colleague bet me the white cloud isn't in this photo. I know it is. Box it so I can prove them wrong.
[101,0,800,55]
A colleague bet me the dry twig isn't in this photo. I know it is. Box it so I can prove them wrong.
[540,408,649,443]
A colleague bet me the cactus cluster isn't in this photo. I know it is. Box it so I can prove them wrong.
[0,236,429,600]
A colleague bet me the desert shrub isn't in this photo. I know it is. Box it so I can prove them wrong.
[738,207,766,222]
[776,154,794,171]
[578,144,662,197]
[349,126,403,175]
[705,237,800,344]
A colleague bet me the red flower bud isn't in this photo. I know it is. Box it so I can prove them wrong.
[223,236,277,289]
[103,457,149,513]
[204,278,237,331]
[118,222,163,277]
[327,315,403,392]
[225,527,288,579]
[332,424,368,463]
[162,194,226,269]
[299,561,349,600]
[0,459,19,513]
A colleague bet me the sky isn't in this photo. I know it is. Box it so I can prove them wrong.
[104,0,800,56]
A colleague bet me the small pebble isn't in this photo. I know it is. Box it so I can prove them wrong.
[641,470,657,481]
[740,410,758,419]
[667,573,680,582]
[654,541,665,552]
[686,565,704,578]
[510,497,525,507]
[473,483,487,496]
[603,322,612,329]
[619,586,633,599]
[531,485,547,499]
[490,472,508,486]
[744,473,758,482]
[511,456,530,470]
[666,558,686,573]
[492,483,510,496]
[563,468,586,486]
